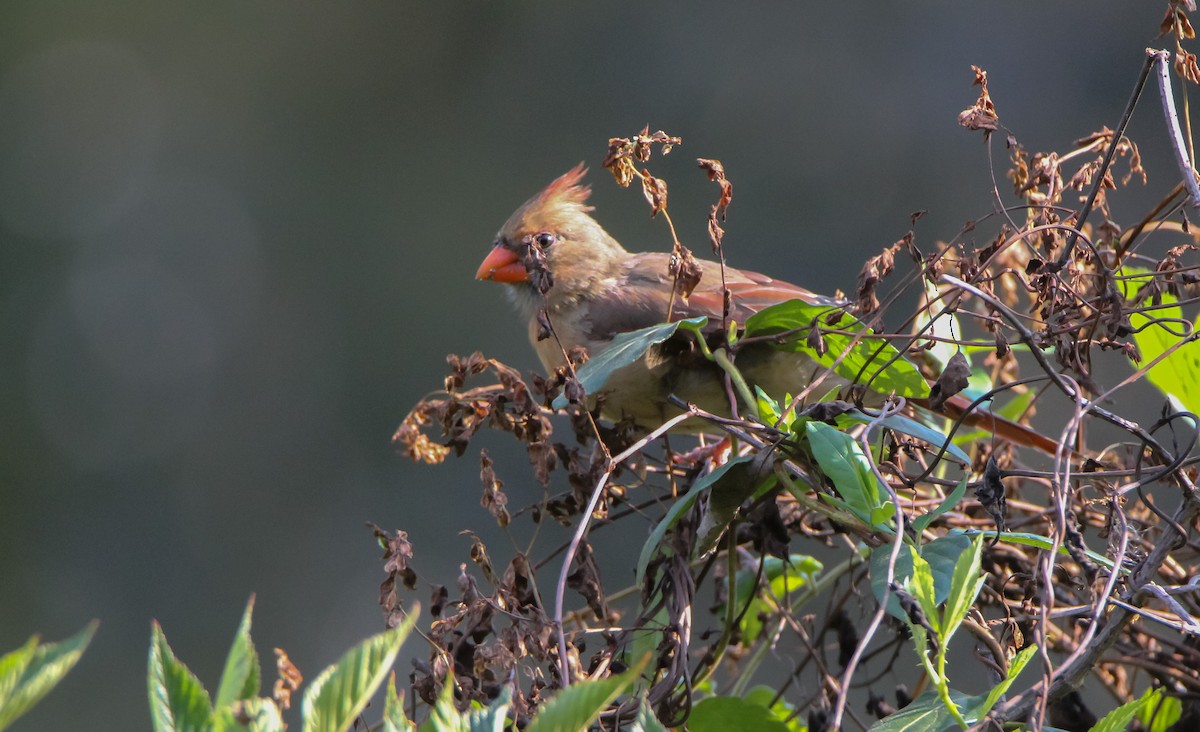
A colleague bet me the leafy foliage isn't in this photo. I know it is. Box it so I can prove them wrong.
[389,24,1200,730]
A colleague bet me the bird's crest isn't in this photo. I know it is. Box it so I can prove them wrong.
[502,163,595,237]
[535,163,592,210]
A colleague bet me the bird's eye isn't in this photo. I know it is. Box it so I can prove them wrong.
[534,232,557,249]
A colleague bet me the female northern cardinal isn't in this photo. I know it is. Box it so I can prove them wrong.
[475,165,1060,453]
[475,164,854,428]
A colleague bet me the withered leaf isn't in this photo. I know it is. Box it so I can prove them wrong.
[640,169,669,217]
[958,65,1000,134]
[929,351,971,410]
[669,243,703,300]
[479,449,511,528]
[976,455,1008,541]
[273,648,303,711]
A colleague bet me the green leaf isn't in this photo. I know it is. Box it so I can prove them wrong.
[1089,687,1164,732]
[742,686,806,732]
[1117,267,1200,414]
[839,410,971,465]
[215,596,261,709]
[381,673,415,732]
[636,456,753,587]
[806,421,884,526]
[908,552,941,634]
[1139,690,1181,732]
[524,655,648,732]
[940,535,984,643]
[867,688,976,731]
[0,621,97,732]
[734,555,823,641]
[912,477,968,535]
[964,644,1037,721]
[628,697,669,732]
[960,530,1117,571]
[695,458,777,557]
[148,621,214,732]
[464,684,512,732]
[417,670,463,732]
[687,696,790,732]
[915,283,962,372]
[213,697,285,732]
[551,317,707,409]
[870,534,971,621]
[301,610,419,732]
[744,299,928,398]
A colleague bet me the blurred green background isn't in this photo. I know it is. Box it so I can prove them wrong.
[0,2,1177,728]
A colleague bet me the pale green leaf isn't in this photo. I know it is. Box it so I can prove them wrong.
[551,317,707,409]
[1089,687,1164,732]
[687,696,790,732]
[745,300,928,398]
[148,621,214,732]
[806,421,883,525]
[628,697,670,732]
[912,476,969,535]
[301,610,418,732]
[0,621,96,731]
[524,655,649,732]
[215,596,261,709]
[213,697,285,732]
[381,673,415,732]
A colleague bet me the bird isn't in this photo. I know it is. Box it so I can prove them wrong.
[474,164,1058,452]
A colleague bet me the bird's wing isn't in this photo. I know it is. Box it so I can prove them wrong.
[582,252,843,342]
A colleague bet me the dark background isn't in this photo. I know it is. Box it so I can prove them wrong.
[0,3,1180,728]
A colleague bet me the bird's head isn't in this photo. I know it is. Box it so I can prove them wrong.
[475,165,628,303]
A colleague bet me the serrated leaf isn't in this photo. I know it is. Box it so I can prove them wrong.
[806,421,884,526]
[1139,690,1181,732]
[148,621,214,732]
[524,655,649,732]
[0,621,96,731]
[464,684,512,732]
[628,697,670,732]
[551,318,707,409]
[382,673,415,732]
[687,696,790,732]
[744,299,928,398]
[636,456,753,587]
[1089,687,1164,732]
[214,697,285,732]
[215,597,261,709]
[912,477,968,534]
[301,609,418,732]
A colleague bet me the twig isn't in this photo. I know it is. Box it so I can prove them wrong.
[1151,48,1200,207]
[1053,50,1156,271]
[551,410,694,687]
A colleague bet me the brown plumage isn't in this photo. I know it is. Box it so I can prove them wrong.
[476,166,1061,453]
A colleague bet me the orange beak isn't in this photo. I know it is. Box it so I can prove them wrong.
[475,245,529,283]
